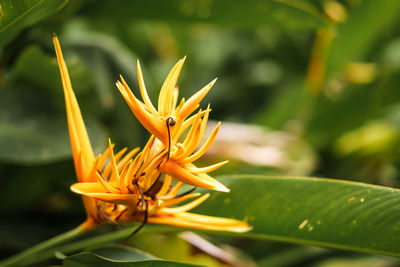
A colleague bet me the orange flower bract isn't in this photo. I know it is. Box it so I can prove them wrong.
[53,34,251,234]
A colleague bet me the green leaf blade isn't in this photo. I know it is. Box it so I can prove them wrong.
[83,0,326,31]
[0,0,67,50]
[327,0,400,75]
[63,245,200,267]
[0,88,107,164]
[194,176,400,258]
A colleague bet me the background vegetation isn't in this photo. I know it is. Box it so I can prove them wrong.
[1,0,400,266]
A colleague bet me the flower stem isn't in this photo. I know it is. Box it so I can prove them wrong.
[0,219,97,267]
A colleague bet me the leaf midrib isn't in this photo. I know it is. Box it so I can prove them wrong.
[0,0,45,33]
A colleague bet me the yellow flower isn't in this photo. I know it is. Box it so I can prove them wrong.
[71,137,250,232]
[70,138,164,208]
[139,179,250,232]
[116,59,229,192]
[159,109,230,192]
[70,142,250,232]
[116,58,216,147]
[54,34,250,234]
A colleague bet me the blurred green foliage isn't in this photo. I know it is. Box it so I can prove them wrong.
[2,0,400,266]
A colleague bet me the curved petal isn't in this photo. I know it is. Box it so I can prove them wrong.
[147,212,251,233]
[183,122,221,164]
[160,193,201,207]
[70,182,118,195]
[116,79,167,144]
[137,60,158,115]
[71,183,139,205]
[178,78,216,120]
[53,35,95,182]
[160,160,229,192]
[186,161,229,174]
[159,58,185,115]
[160,193,209,213]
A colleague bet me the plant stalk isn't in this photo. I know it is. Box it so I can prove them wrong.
[0,219,96,267]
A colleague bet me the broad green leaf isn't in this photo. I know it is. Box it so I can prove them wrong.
[33,176,400,262]
[63,244,199,267]
[13,45,93,97]
[312,256,397,267]
[0,88,106,164]
[0,0,68,50]
[61,20,141,83]
[66,244,157,263]
[60,24,143,106]
[193,176,400,258]
[83,0,326,31]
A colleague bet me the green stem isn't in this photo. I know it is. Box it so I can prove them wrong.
[0,221,93,267]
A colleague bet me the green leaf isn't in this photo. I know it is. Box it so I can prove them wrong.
[83,0,326,31]
[63,244,200,266]
[13,45,93,97]
[193,176,400,258]
[45,176,400,261]
[0,0,68,50]
[327,0,400,76]
[0,88,106,164]
[47,176,400,260]
[62,29,139,81]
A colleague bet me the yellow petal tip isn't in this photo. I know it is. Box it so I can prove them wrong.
[213,183,230,193]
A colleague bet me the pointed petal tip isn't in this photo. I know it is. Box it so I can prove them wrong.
[211,182,230,193]
[217,185,230,193]
[70,184,79,194]
[230,225,253,233]
[119,74,127,85]
[181,56,187,63]
[69,183,85,195]
[215,160,229,170]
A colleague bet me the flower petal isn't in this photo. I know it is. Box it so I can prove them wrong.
[137,60,158,115]
[71,183,138,205]
[159,57,185,115]
[178,78,216,120]
[53,34,95,182]
[157,175,172,197]
[116,79,167,144]
[160,193,209,213]
[186,161,229,174]
[183,122,221,164]
[160,193,201,207]
[160,160,229,192]
[147,212,251,232]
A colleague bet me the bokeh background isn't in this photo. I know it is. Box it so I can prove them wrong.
[1,0,400,266]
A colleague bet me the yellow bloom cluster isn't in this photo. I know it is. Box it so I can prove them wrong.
[53,34,250,233]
